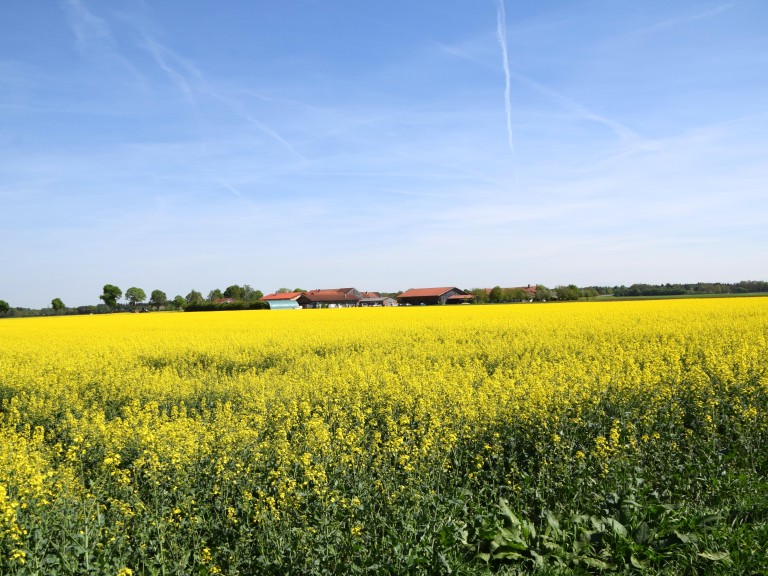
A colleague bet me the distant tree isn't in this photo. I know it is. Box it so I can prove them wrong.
[185,290,204,305]
[293,288,306,293]
[207,289,223,302]
[533,285,551,302]
[149,290,168,311]
[470,288,489,304]
[223,285,245,300]
[506,288,528,302]
[241,285,263,301]
[171,295,186,310]
[100,284,122,310]
[51,298,65,313]
[0,300,9,314]
[276,287,291,294]
[125,287,146,310]
[555,285,582,301]
[733,280,768,293]
[582,288,599,300]
[488,286,504,303]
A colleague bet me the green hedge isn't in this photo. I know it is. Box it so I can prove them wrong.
[184,301,270,312]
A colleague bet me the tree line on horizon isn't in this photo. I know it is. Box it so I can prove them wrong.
[95,284,270,313]
[2,280,768,318]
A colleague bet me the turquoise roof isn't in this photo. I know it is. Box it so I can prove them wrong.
[267,300,300,310]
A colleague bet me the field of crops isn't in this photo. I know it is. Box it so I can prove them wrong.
[1,299,767,574]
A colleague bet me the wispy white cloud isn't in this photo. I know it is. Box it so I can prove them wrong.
[496,0,516,161]
[141,36,199,104]
[433,40,492,67]
[62,0,113,52]
[138,35,305,160]
[208,91,305,160]
[510,70,640,148]
[61,0,146,87]
[638,2,735,35]
[217,179,247,201]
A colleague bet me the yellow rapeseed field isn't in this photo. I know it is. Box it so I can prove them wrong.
[1,298,767,573]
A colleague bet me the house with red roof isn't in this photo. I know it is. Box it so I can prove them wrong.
[260,291,303,310]
[359,292,397,307]
[296,288,364,309]
[261,291,304,302]
[397,287,473,306]
[214,298,237,304]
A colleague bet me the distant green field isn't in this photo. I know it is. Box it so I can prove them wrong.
[594,292,768,301]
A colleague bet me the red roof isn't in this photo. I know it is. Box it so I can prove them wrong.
[361,291,381,298]
[300,288,362,302]
[262,292,303,301]
[398,287,459,298]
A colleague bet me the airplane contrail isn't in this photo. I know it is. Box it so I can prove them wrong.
[143,37,197,105]
[496,0,515,160]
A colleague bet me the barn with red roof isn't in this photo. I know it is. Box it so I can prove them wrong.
[260,291,303,310]
[296,288,364,309]
[396,287,473,306]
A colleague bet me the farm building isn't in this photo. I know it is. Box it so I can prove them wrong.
[261,291,304,302]
[397,287,473,306]
[265,300,300,310]
[260,292,303,309]
[297,288,364,309]
[214,298,237,304]
[359,292,397,307]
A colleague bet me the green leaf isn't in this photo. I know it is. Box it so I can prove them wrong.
[494,538,528,552]
[542,540,565,554]
[498,499,521,527]
[630,554,646,569]
[606,517,627,537]
[496,527,527,548]
[545,510,560,532]
[633,521,651,545]
[44,554,58,566]
[582,557,611,570]
[699,551,730,562]
[477,552,491,563]
[437,552,452,573]
[530,550,545,567]
[522,519,537,539]
[673,530,698,545]
[697,514,721,528]
[493,550,524,561]
[571,514,590,525]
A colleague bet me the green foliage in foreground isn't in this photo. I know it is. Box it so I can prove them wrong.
[2,378,767,575]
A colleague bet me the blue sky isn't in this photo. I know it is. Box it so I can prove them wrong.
[2,0,767,307]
